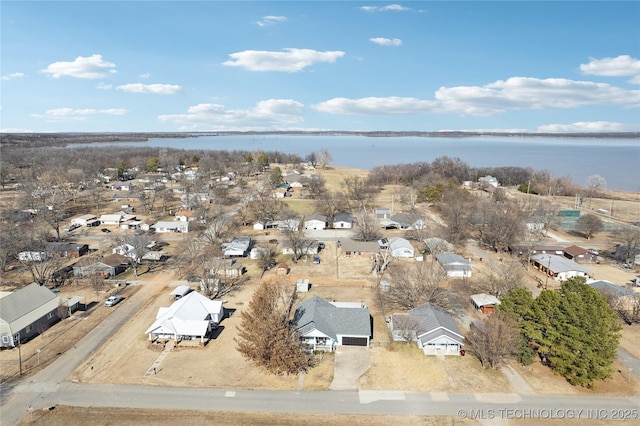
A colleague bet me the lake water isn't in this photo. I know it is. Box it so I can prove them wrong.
[83,135,640,192]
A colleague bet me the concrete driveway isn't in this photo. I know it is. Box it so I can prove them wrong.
[329,346,370,390]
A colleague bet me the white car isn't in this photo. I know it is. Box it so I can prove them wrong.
[104,295,124,307]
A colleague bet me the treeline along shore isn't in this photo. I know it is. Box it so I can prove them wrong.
[1,131,638,149]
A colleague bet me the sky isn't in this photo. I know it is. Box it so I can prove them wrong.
[1,1,639,133]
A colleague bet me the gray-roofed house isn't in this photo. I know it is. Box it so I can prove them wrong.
[0,283,62,348]
[381,213,426,230]
[530,254,591,281]
[587,280,639,313]
[391,302,464,356]
[72,254,129,277]
[388,237,415,258]
[339,238,380,256]
[222,237,253,258]
[45,242,90,258]
[436,252,472,278]
[292,296,372,352]
[333,212,355,229]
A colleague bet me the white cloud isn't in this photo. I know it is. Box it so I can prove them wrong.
[1,128,34,133]
[158,99,304,130]
[223,48,345,72]
[313,97,437,114]
[1,72,26,81]
[32,107,127,121]
[116,83,182,94]
[537,121,638,133]
[434,77,640,115]
[257,15,287,27]
[40,54,117,79]
[580,55,640,84]
[314,77,639,116]
[360,4,410,12]
[97,82,112,90]
[139,72,151,79]
[370,37,402,47]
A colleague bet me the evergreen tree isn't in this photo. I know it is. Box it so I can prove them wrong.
[500,277,621,388]
[235,281,312,375]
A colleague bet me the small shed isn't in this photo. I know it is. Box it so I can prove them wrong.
[296,279,310,292]
[277,264,290,275]
[470,293,501,315]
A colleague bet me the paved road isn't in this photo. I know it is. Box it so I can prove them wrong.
[2,277,640,424]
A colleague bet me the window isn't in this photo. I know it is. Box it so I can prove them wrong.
[47,312,55,319]
[25,325,32,333]
[2,336,9,344]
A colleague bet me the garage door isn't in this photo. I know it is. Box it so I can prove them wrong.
[342,337,368,346]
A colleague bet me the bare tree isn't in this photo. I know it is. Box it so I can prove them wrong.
[476,259,524,298]
[575,213,603,240]
[423,237,454,256]
[341,175,377,210]
[319,148,332,169]
[384,261,452,310]
[613,227,640,265]
[352,210,382,242]
[465,311,520,369]
[392,314,420,344]
[202,257,248,299]
[283,216,312,263]
[586,174,606,209]
[114,234,153,277]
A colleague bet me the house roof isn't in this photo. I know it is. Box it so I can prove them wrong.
[333,212,354,223]
[470,293,501,308]
[436,252,469,265]
[388,237,413,252]
[389,213,423,226]
[170,285,192,297]
[145,291,224,337]
[45,242,88,253]
[293,296,371,340]
[587,280,636,297]
[305,214,328,222]
[564,245,588,256]
[340,239,380,254]
[0,283,60,333]
[408,302,464,345]
[531,254,591,274]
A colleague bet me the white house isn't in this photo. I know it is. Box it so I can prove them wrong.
[144,291,224,344]
[100,214,124,225]
[530,254,592,281]
[18,251,48,262]
[71,214,98,227]
[391,302,464,356]
[479,175,499,188]
[436,252,472,278]
[333,212,354,229]
[222,237,252,258]
[388,237,415,258]
[152,221,189,233]
[304,214,328,230]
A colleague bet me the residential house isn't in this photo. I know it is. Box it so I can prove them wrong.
[375,208,391,219]
[563,245,597,263]
[208,258,244,279]
[112,243,137,260]
[45,242,89,258]
[0,283,62,348]
[587,280,639,312]
[387,237,415,258]
[478,175,499,188]
[509,244,565,257]
[391,302,464,356]
[278,218,300,233]
[72,254,129,277]
[18,251,48,262]
[525,217,545,232]
[339,239,380,256]
[110,181,132,191]
[382,213,426,230]
[436,253,472,278]
[144,291,224,345]
[282,240,320,256]
[292,296,372,351]
[222,237,252,258]
[100,213,125,225]
[152,221,189,233]
[304,214,328,230]
[470,293,501,315]
[333,212,355,229]
[530,254,592,281]
[71,214,98,227]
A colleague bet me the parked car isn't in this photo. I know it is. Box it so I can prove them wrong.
[101,228,111,233]
[264,259,277,271]
[313,256,321,264]
[104,295,124,307]
[64,224,80,232]
[587,248,599,256]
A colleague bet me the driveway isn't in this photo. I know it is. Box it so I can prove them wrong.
[329,346,370,390]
